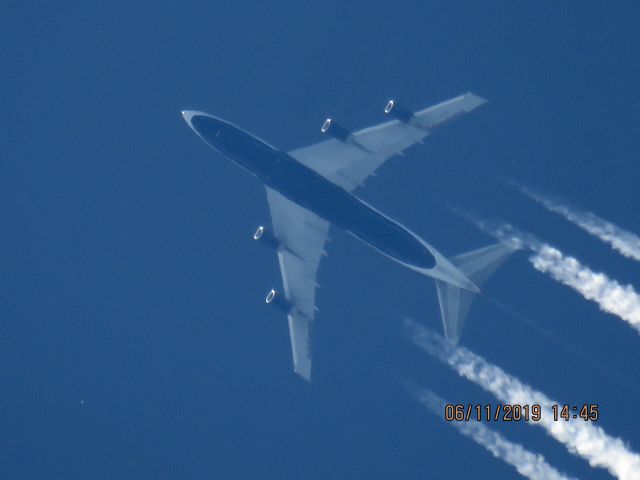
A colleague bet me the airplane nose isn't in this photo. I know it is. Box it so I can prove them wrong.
[179,109,227,141]
[181,109,197,126]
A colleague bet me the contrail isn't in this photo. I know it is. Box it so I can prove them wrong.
[405,319,640,480]
[530,244,640,332]
[403,380,577,480]
[463,217,640,334]
[515,183,640,262]
[485,298,640,394]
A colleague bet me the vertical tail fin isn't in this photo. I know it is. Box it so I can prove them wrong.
[436,243,514,343]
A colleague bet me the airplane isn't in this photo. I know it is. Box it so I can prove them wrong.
[181,93,513,381]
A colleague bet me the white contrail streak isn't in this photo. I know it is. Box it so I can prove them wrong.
[405,319,640,480]
[464,217,640,334]
[530,245,640,332]
[404,381,577,480]
[517,184,640,262]
[486,298,639,393]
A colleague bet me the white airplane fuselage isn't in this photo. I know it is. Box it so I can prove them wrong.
[182,111,478,293]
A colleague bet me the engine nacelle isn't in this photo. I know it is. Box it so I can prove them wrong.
[321,118,351,142]
[253,226,280,250]
[384,99,414,123]
[265,288,292,313]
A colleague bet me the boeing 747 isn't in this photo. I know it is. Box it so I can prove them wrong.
[181,93,512,380]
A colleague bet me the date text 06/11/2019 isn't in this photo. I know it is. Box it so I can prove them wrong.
[444,404,599,422]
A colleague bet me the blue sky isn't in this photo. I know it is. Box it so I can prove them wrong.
[4,2,640,478]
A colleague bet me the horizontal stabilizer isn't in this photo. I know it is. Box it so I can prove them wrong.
[436,243,514,343]
[452,242,515,285]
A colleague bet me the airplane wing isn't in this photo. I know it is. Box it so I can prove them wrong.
[266,187,330,381]
[288,93,486,192]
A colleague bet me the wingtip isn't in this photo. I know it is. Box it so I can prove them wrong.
[474,93,489,105]
[464,92,489,106]
[295,368,312,382]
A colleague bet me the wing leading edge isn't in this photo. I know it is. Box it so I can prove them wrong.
[288,93,487,191]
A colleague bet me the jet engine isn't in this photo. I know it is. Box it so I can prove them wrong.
[384,99,414,123]
[253,225,280,250]
[265,288,292,313]
[321,118,351,142]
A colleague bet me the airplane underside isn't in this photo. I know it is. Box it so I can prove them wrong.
[182,93,514,380]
